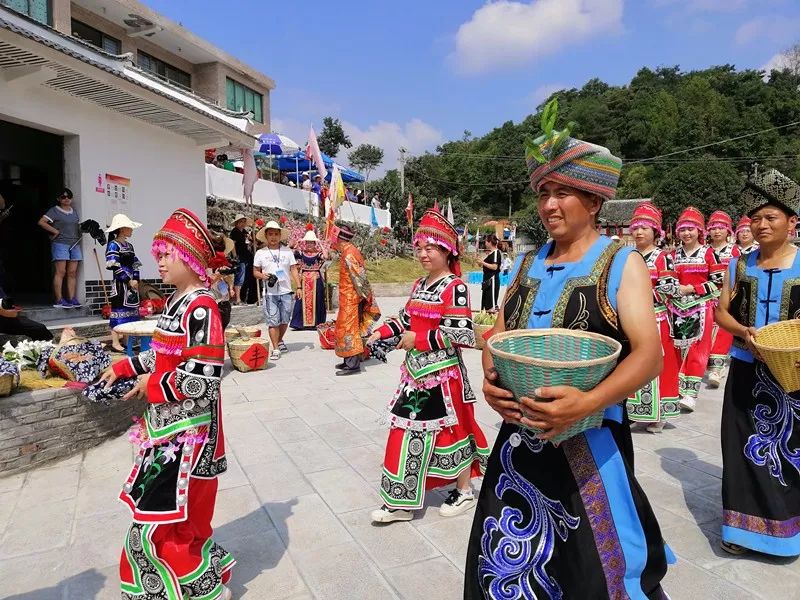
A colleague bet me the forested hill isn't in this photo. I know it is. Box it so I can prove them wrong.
[374,65,800,238]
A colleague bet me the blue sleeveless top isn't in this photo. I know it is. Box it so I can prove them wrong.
[506,236,632,330]
[730,249,800,363]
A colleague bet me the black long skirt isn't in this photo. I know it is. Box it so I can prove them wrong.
[464,416,670,599]
[721,358,800,556]
[481,275,500,311]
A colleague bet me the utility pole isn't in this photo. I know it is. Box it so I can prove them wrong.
[508,189,512,219]
[399,147,406,197]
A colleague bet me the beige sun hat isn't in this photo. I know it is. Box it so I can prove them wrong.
[303,230,319,243]
[105,213,142,232]
[232,213,252,226]
[256,221,286,244]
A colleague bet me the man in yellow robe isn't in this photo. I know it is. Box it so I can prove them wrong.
[333,226,380,375]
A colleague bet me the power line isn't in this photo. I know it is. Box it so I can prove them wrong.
[424,121,800,163]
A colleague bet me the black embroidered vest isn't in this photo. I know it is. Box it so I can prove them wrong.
[502,242,631,359]
[729,257,800,351]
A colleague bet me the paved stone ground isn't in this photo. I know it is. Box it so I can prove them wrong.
[2,289,799,599]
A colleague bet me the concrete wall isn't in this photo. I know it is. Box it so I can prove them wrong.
[0,386,144,475]
[0,77,207,291]
[206,165,392,228]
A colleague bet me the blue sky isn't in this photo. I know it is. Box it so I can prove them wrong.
[146,0,800,173]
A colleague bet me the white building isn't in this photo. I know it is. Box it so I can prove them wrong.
[0,5,259,305]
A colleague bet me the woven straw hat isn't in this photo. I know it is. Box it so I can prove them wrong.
[105,213,142,233]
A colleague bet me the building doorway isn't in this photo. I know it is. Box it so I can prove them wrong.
[0,119,64,303]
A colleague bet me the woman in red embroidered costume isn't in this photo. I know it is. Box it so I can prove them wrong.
[100,208,233,600]
[367,209,489,523]
[735,215,758,255]
[706,210,741,389]
[666,207,725,412]
[290,226,327,330]
[627,202,680,432]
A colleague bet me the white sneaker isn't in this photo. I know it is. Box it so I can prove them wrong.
[679,396,696,412]
[270,349,281,360]
[646,420,666,433]
[439,488,476,517]
[370,505,414,523]
[706,371,721,389]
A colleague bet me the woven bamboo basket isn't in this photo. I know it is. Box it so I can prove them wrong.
[227,328,270,372]
[0,373,18,397]
[488,328,621,443]
[224,325,263,344]
[752,320,800,393]
[472,311,497,350]
[474,324,493,350]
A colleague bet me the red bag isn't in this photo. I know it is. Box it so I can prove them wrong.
[317,321,336,350]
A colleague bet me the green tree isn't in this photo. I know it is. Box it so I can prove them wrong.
[652,161,743,225]
[348,144,384,190]
[317,117,352,157]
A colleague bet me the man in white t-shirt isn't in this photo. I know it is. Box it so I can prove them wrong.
[253,221,299,359]
[301,173,312,191]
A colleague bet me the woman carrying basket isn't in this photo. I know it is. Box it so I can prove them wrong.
[464,100,671,599]
[367,208,489,523]
[714,166,800,557]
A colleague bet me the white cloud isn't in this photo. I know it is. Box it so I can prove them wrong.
[271,116,444,178]
[735,15,800,46]
[651,0,748,12]
[526,83,568,108]
[342,118,444,177]
[449,0,624,76]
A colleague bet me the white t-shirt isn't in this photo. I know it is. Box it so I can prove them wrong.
[253,246,297,296]
[301,179,312,191]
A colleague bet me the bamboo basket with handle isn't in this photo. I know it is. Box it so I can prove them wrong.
[752,320,800,393]
[227,327,270,372]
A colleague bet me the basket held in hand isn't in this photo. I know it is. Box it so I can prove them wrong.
[752,320,800,393]
[488,328,621,443]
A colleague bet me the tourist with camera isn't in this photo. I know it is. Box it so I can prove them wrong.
[253,220,299,361]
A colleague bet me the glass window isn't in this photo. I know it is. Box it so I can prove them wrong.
[225,77,263,123]
[71,19,122,54]
[2,0,50,24]
[137,51,192,89]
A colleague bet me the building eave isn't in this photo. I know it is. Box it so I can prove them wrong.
[0,7,256,148]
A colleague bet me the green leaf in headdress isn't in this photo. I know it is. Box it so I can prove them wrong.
[525,99,577,165]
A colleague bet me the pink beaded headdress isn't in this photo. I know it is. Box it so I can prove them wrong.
[151,208,215,287]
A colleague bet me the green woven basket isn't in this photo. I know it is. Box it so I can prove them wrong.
[488,328,622,444]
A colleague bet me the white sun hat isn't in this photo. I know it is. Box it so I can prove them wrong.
[105,213,142,232]
[303,230,319,242]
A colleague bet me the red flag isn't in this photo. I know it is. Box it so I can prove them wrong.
[305,126,328,180]
[405,193,414,229]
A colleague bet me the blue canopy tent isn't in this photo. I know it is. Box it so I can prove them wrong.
[277,151,366,184]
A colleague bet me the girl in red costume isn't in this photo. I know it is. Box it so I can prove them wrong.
[666,207,725,412]
[706,210,740,389]
[368,209,489,523]
[627,202,680,432]
[100,208,233,600]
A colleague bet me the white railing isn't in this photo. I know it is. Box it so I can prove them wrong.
[205,164,391,227]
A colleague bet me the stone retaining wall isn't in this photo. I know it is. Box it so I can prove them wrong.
[0,386,144,476]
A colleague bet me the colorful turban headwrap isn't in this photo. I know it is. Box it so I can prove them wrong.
[740,164,800,217]
[527,137,623,201]
[525,100,622,201]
